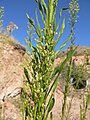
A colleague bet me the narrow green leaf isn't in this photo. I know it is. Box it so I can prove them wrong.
[26,13,40,37]
[38,1,43,12]
[41,0,48,15]
[36,0,45,22]
[35,10,42,40]
[86,94,90,107]
[48,0,54,24]
[44,97,55,120]
[56,8,68,31]
[24,67,30,84]
[56,18,65,44]
[55,35,72,57]
[50,112,53,120]
[26,13,34,26]
[53,18,57,33]
[34,104,37,120]
[48,97,55,113]
[35,0,47,23]
[51,0,58,25]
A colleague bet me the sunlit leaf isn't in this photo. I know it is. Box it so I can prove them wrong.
[56,18,65,44]
[35,10,42,40]
[26,13,40,37]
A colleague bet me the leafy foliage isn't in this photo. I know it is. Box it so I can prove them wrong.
[71,64,90,89]
[60,63,90,90]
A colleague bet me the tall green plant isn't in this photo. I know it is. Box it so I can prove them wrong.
[21,0,76,120]
[61,0,79,120]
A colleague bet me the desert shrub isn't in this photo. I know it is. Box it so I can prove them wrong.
[71,64,89,89]
[60,63,90,90]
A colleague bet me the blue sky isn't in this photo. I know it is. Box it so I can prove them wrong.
[0,0,90,49]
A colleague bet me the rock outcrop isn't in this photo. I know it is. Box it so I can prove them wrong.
[0,34,26,120]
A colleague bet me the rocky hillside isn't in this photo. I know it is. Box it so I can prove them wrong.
[0,33,90,120]
[55,46,90,66]
[0,33,26,120]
